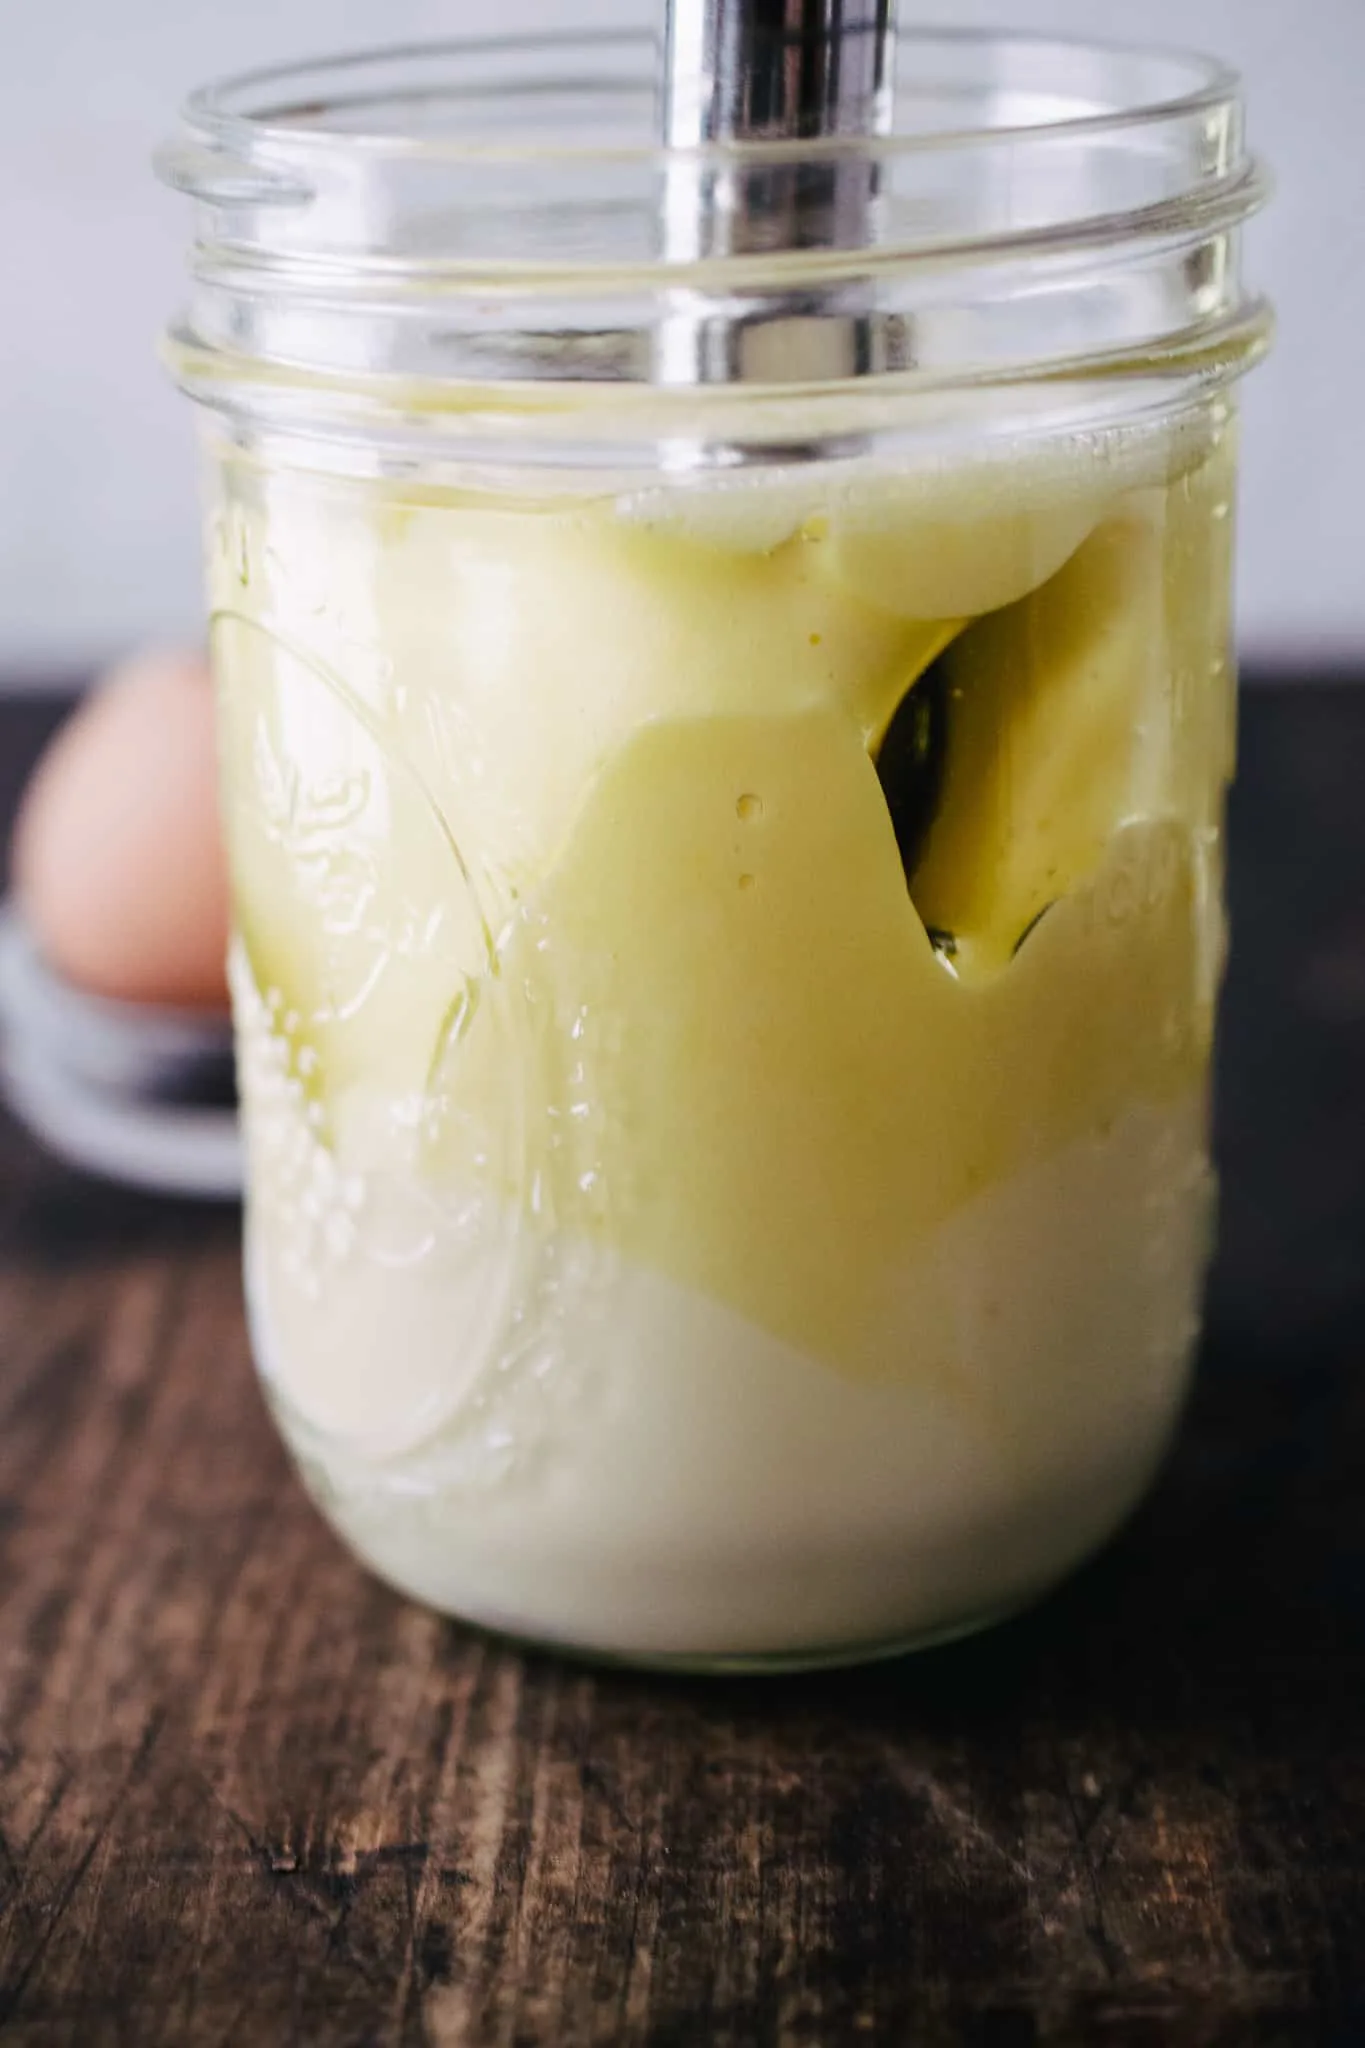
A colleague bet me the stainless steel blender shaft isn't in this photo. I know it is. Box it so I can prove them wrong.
[659,0,898,388]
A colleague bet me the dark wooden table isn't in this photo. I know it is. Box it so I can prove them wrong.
[0,684,1362,2047]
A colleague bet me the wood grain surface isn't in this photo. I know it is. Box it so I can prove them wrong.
[0,687,1362,2046]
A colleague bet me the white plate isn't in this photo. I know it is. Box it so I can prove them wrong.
[0,905,241,1201]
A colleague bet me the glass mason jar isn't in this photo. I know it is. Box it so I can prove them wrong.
[160,30,1269,1669]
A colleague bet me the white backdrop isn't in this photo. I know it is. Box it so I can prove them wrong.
[0,0,1359,675]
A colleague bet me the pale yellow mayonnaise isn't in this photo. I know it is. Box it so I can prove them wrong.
[209,408,1235,1659]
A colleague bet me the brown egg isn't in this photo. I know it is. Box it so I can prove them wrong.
[12,649,231,1012]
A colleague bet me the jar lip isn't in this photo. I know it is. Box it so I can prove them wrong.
[161,26,1268,420]
[180,26,1242,171]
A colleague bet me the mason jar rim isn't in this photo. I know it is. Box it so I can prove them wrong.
[157,26,1268,317]
[178,27,1242,172]
[158,26,1270,463]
